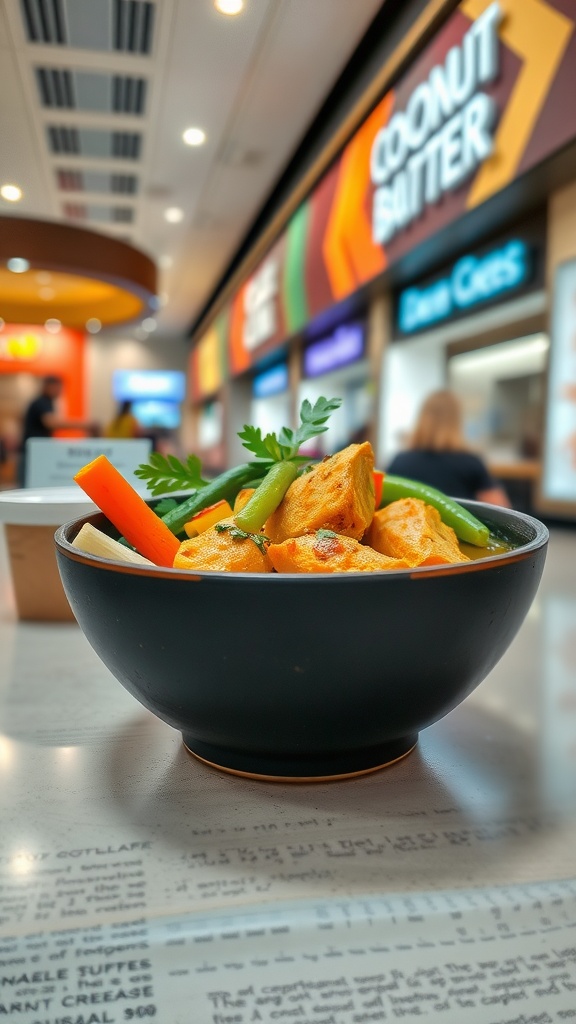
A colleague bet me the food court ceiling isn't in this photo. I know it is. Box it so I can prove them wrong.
[0,0,385,340]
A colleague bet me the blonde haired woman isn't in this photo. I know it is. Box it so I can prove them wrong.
[386,390,510,507]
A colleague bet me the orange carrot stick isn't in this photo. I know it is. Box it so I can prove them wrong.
[74,455,179,568]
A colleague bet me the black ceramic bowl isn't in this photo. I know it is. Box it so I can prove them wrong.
[55,502,548,781]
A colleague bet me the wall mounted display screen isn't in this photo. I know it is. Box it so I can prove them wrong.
[113,369,186,404]
[132,400,181,430]
[303,323,364,379]
[540,259,576,513]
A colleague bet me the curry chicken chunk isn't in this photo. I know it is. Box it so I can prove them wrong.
[265,441,375,544]
[268,530,409,574]
[174,517,273,573]
[365,496,469,567]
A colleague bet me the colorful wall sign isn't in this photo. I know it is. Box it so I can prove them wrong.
[192,0,576,399]
[0,324,86,428]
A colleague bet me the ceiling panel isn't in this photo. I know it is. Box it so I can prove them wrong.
[1,0,385,338]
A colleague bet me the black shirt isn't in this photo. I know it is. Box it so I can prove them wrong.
[385,449,495,501]
[22,394,54,445]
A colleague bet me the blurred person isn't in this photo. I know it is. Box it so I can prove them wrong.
[385,389,510,506]
[18,374,98,486]
[104,399,142,439]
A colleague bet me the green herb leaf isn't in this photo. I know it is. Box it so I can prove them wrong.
[238,396,342,465]
[134,452,209,497]
[153,497,179,516]
[214,522,270,553]
[316,528,338,540]
[237,424,281,462]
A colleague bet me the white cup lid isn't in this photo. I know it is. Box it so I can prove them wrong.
[0,486,98,526]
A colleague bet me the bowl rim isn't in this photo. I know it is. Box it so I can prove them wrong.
[54,500,549,583]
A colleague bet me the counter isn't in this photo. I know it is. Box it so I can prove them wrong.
[1,524,576,1022]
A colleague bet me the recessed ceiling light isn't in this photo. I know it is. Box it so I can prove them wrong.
[45,318,61,334]
[141,317,157,332]
[86,318,102,334]
[1,184,23,202]
[183,127,206,147]
[7,257,30,273]
[215,0,244,14]
[164,207,184,223]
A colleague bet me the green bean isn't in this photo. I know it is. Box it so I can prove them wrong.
[160,463,268,536]
[234,460,298,534]
[381,474,490,547]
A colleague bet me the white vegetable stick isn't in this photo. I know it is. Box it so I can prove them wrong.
[71,523,154,565]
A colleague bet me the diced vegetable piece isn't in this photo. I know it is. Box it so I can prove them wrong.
[74,455,180,567]
[381,474,490,547]
[184,499,232,538]
[233,488,256,513]
[373,470,384,509]
[160,463,267,536]
[72,523,154,565]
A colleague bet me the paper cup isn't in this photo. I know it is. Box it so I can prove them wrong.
[0,487,97,621]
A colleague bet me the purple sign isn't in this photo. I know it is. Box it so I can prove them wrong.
[303,324,364,378]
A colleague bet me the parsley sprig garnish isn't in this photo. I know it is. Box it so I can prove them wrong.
[134,453,209,497]
[238,396,342,464]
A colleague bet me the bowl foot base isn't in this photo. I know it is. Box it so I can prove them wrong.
[182,735,418,782]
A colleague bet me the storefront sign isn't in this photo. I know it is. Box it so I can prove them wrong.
[397,238,530,333]
[193,0,576,391]
[371,2,501,245]
[303,324,364,378]
[540,258,576,511]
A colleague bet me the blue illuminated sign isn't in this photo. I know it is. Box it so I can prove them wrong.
[397,239,530,335]
[253,362,289,398]
[113,369,186,403]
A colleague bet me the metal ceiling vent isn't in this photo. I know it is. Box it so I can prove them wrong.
[56,169,138,194]
[47,126,141,159]
[21,0,155,55]
[36,68,147,114]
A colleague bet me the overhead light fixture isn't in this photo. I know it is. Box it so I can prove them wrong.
[164,207,184,223]
[141,317,157,332]
[215,0,244,14]
[0,217,157,328]
[7,257,30,273]
[1,184,23,202]
[86,318,102,334]
[44,318,61,334]
[183,127,206,147]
